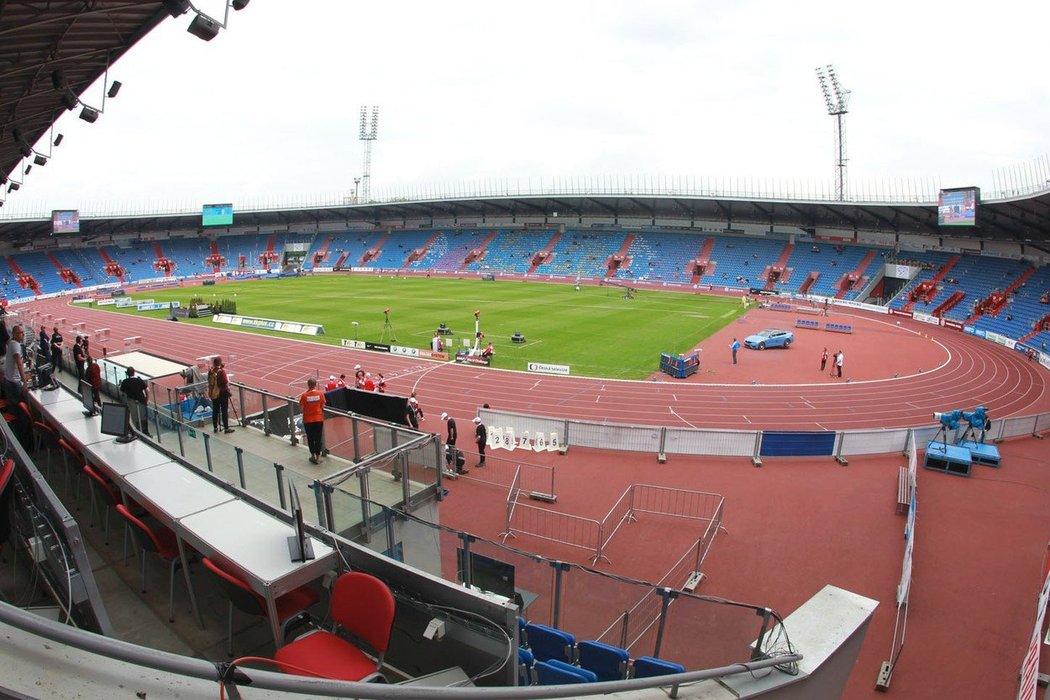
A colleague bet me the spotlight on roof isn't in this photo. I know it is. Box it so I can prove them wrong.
[18,143,32,158]
[79,106,100,123]
[33,155,47,166]
[60,92,78,110]
[51,69,67,90]
[107,81,122,99]
[53,133,64,147]
[162,0,190,17]
[8,183,20,193]
[23,165,32,175]
[232,0,250,9]
[187,12,221,41]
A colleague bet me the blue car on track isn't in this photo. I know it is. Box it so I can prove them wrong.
[744,329,794,350]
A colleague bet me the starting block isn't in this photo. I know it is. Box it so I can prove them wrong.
[124,336,143,352]
[923,441,972,476]
[957,440,1001,467]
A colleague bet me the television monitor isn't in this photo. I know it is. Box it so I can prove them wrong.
[456,548,515,600]
[202,203,233,227]
[286,481,315,562]
[51,209,80,234]
[100,403,134,443]
[79,379,97,417]
[938,187,979,227]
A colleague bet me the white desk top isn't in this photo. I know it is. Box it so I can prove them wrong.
[86,437,183,476]
[178,499,335,598]
[123,462,237,521]
[29,388,80,407]
[51,412,111,447]
[45,398,97,425]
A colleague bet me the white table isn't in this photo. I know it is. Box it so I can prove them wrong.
[123,462,237,521]
[55,413,112,448]
[179,499,335,646]
[29,388,80,407]
[84,439,178,477]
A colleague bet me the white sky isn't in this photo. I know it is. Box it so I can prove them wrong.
[4,0,1050,217]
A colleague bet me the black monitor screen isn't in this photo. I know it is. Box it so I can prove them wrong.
[100,403,129,437]
[80,380,96,414]
[457,549,515,599]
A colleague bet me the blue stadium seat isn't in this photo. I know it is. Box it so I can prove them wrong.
[577,639,629,681]
[632,655,685,678]
[535,659,596,684]
[523,622,575,664]
[518,647,535,686]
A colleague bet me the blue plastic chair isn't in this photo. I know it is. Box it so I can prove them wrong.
[518,616,529,648]
[632,655,686,679]
[523,623,575,664]
[535,659,596,685]
[577,640,629,681]
[518,647,535,686]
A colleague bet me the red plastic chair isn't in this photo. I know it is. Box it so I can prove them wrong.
[115,503,184,622]
[274,572,395,682]
[57,438,86,500]
[202,556,320,657]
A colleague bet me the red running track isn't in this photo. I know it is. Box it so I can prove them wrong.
[24,297,1050,431]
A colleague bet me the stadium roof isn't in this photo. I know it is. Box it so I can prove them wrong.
[1,193,1049,249]
[0,2,170,196]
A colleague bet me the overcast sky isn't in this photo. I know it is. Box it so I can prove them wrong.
[4,0,1050,218]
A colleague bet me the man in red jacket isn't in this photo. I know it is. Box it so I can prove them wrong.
[299,377,326,464]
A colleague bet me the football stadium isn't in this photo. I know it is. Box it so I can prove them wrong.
[1,4,1050,700]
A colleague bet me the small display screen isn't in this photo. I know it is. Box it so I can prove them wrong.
[938,188,979,227]
[202,203,233,227]
[52,210,80,234]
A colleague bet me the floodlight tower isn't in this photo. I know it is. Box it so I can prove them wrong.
[815,65,851,200]
[359,105,379,203]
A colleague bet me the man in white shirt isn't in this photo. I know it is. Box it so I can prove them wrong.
[4,325,28,402]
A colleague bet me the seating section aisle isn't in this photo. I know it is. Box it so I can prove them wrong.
[367,230,434,269]
[416,230,485,272]
[535,231,625,278]
[971,262,1049,340]
[302,231,384,271]
[699,236,785,289]
[779,244,883,299]
[886,251,956,310]
[612,232,705,284]
[465,230,535,274]
[939,256,1030,322]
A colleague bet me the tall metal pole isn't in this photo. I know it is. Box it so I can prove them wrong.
[359,105,379,203]
[816,65,850,201]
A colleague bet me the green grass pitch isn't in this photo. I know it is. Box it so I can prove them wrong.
[98,276,745,379]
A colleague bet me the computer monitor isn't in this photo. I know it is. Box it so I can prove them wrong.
[79,380,97,417]
[286,481,315,563]
[99,403,134,444]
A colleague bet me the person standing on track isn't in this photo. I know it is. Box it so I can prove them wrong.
[442,412,467,474]
[835,350,844,378]
[820,347,828,372]
[473,416,487,467]
[299,377,326,464]
[730,338,740,365]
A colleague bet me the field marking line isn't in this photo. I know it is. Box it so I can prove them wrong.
[410,361,450,393]
[742,415,752,424]
[669,406,697,428]
[530,380,542,390]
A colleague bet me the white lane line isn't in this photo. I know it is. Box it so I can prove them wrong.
[669,406,697,428]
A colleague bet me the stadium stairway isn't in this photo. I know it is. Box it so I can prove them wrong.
[361,232,390,265]
[902,255,959,311]
[604,234,635,277]
[527,231,563,274]
[308,235,334,270]
[835,249,877,298]
[400,231,442,269]
[460,231,498,270]
[688,237,716,284]
[763,242,794,291]
[46,252,81,287]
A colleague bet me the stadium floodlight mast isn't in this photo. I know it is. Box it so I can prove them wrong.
[359,105,379,203]
[815,64,851,201]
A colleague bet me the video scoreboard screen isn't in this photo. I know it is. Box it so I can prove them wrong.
[51,210,80,234]
[202,203,233,227]
[938,187,979,227]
